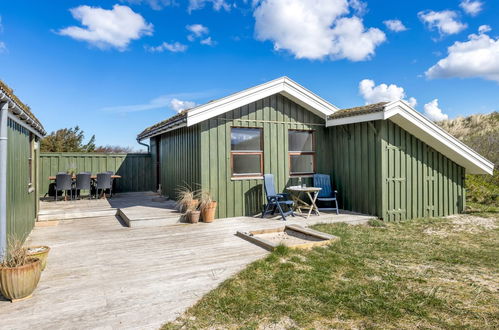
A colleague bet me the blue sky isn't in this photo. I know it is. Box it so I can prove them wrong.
[1,0,498,150]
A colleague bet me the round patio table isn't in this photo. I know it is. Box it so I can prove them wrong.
[286,186,322,219]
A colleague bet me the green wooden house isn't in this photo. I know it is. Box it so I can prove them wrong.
[137,77,493,221]
[0,81,45,259]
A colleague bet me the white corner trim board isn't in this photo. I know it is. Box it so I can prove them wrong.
[326,100,494,175]
[186,76,338,127]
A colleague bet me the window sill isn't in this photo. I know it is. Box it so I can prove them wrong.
[231,176,264,181]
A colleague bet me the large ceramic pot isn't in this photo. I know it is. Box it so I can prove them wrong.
[201,201,218,223]
[0,258,42,302]
[27,246,50,271]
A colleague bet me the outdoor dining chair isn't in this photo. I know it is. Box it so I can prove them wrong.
[106,171,114,197]
[262,174,295,221]
[95,172,112,199]
[55,173,73,201]
[75,173,92,199]
[313,174,339,214]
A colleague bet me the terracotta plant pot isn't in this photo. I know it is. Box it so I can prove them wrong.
[201,201,217,223]
[27,246,50,271]
[188,210,201,224]
[0,258,42,302]
[182,199,199,213]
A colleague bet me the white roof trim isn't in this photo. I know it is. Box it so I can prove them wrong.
[186,77,338,127]
[326,100,494,175]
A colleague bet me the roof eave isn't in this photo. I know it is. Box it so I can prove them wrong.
[326,100,494,175]
[0,90,45,137]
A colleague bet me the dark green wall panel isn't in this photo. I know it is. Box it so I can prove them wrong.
[325,121,382,217]
[39,153,153,197]
[158,125,201,199]
[6,119,36,240]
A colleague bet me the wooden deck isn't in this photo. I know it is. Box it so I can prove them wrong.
[1,192,374,329]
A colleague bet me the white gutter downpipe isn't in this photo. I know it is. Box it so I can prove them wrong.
[0,101,8,261]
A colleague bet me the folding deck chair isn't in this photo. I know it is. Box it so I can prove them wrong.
[313,174,339,215]
[262,174,295,221]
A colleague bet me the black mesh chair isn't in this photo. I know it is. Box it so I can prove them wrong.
[75,173,92,199]
[96,173,112,199]
[55,173,73,201]
[106,171,114,197]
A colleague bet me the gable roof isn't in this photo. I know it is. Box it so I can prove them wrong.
[137,77,338,140]
[327,100,494,175]
[0,80,45,136]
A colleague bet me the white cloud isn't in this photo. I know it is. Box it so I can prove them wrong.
[424,99,448,121]
[186,24,216,45]
[425,31,499,82]
[200,37,215,45]
[478,25,491,34]
[101,93,206,113]
[57,5,153,51]
[459,0,483,16]
[170,98,196,112]
[253,0,386,61]
[146,41,187,52]
[383,19,407,32]
[186,24,209,41]
[121,0,173,10]
[359,79,417,107]
[418,10,467,36]
[188,0,231,13]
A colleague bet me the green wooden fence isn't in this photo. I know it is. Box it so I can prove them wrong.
[39,153,153,197]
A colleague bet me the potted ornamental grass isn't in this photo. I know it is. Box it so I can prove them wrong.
[27,245,50,271]
[175,185,198,213]
[199,189,217,223]
[0,237,42,302]
[186,202,201,224]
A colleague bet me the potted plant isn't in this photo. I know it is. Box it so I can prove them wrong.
[199,189,217,223]
[0,237,42,302]
[27,245,50,271]
[175,185,198,213]
[186,203,201,224]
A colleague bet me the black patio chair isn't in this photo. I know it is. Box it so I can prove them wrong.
[95,172,112,199]
[261,174,295,221]
[55,173,73,201]
[313,174,339,214]
[106,171,114,197]
[75,173,92,199]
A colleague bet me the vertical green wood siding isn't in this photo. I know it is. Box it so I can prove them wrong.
[7,119,36,240]
[39,153,153,197]
[325,121,382,216]
[200,94,329,218]
[381,120,465,221]
[158,125,201,199]
[155,95,467,221]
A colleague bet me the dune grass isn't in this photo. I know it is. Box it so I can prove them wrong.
[164,213,498,329]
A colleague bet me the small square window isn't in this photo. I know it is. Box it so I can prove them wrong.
[288,130,315,175]
[231,127,263,177]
